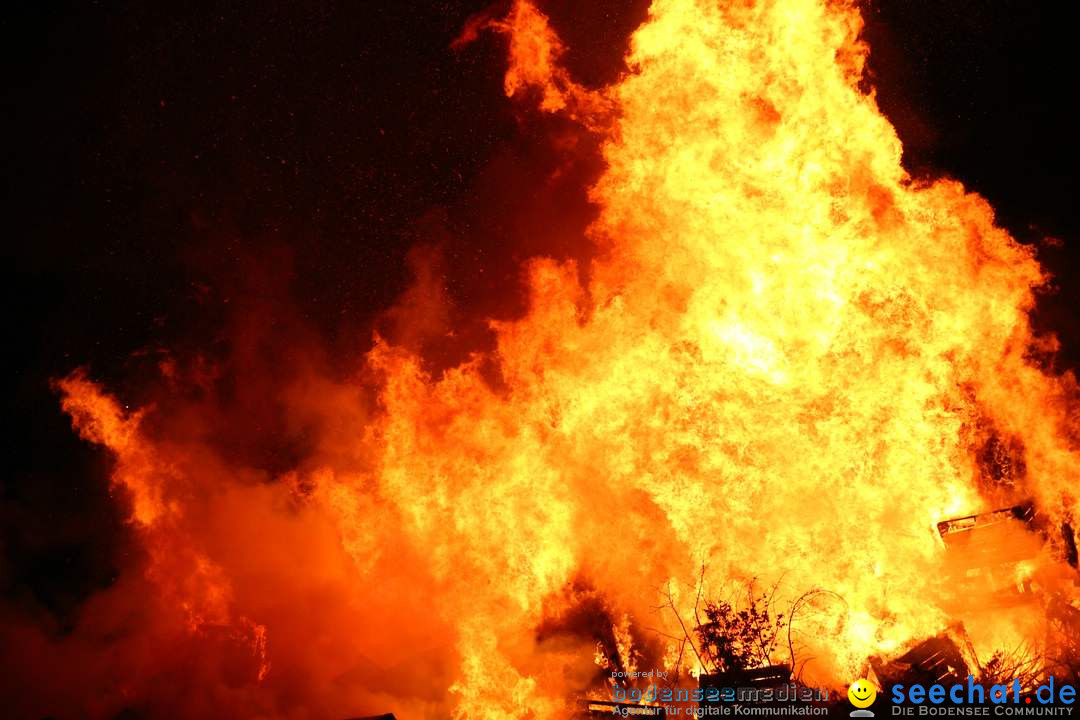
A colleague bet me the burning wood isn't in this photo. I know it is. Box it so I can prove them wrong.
[870,626,979,689]
[937,504,1044,608]
[575,699,667,717]
[699,665,796,708]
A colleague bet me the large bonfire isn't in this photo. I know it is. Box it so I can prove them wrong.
[19,0,1080,717]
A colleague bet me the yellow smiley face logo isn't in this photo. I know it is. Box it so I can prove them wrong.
[848,679,877,708]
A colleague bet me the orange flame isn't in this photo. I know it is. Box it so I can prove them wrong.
[38,0,1080,717]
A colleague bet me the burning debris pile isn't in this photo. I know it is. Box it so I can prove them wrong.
[7,0,1080,717]
[861,504,1080,690]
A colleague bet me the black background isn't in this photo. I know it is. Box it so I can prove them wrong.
[4,0,1078,632]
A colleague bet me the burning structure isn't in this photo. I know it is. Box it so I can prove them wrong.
[5,0,1080,718]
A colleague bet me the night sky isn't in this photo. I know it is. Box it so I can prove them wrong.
[5,0,1079,660]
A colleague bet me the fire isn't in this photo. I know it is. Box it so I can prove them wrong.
[25,0,1080,717]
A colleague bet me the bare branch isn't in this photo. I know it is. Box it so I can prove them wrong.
[659,580,708,673]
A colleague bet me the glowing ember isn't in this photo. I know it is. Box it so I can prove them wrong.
[37,0,1080,717]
